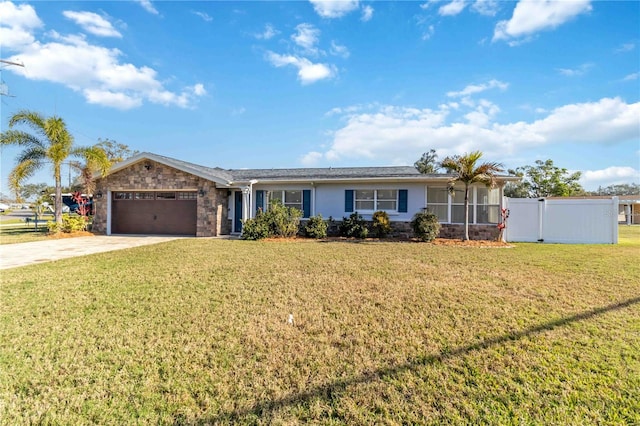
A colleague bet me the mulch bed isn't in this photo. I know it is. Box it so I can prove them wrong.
[46,231,95,239]
[262,236,512,247]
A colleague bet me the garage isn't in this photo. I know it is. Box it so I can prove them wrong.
[111,191,197,235]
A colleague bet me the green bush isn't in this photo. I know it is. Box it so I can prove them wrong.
[304,214,328,239]
[47,214,88,233]
[241,200,302,240]
[371,210,392,238]
[411,210,441,242]
[339,212,369,239]
[240,215,270,240]
[265,200,302,238]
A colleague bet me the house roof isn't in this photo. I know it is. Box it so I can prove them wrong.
[99,152,235,186]
[100,152,520,186]
[227,165,429,181]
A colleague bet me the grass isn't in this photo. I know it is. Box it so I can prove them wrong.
[0,224,49,244]
[0,230,639,424]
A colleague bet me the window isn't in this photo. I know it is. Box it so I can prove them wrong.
[451,187,472,224]
[426,187,448,222]
[355,189,398,212]
[425,185,501,224]
[268,190,303,211]
[114,192,133,200]
[156,192,176,200]
[135,192,154,200]
[177,192,197,200]
[476,187,500,223]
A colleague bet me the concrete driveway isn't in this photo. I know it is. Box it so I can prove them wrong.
[0,235,185,270]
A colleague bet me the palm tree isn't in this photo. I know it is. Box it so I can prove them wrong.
[0,110,110,226]
[440,151,504,241]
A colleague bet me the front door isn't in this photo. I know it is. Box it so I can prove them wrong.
[234,191,243,233]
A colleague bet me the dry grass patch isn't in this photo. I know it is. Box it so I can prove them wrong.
[1,229,639,424]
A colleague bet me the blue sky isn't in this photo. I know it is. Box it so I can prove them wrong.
[1,0,639,192]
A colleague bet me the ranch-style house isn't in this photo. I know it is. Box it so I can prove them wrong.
[93,152,520,239]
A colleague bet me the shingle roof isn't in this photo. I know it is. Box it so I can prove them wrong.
[103,152,518,185]
[227,166,425,181]
[149,153,235,182]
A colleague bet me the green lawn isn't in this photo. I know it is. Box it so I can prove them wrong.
[0,224,49,244]
[1,229,639,424]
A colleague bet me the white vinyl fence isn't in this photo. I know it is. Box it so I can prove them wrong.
[504,197,619,244]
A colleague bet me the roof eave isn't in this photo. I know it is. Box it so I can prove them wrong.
[95,152,232,187]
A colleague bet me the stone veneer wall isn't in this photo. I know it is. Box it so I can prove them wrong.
[325,220,500,240]
[93,160,229,237]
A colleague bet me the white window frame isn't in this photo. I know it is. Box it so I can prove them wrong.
[267,190,303,211]
[426,185,501,224]
[354,189,398,213]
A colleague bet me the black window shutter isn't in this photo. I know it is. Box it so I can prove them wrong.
[302,190,311,218]
[345,190,354,212]
[398,189,408,213]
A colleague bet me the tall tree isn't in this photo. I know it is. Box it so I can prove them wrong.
[440,151,504,241]
[96,138,138,163]
[414,149,440,174]
[17,182,49,202]
[504,159,583,198]
[0,110,110,225]
[589,183,639,196]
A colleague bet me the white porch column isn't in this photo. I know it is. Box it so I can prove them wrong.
[242,186,251,224]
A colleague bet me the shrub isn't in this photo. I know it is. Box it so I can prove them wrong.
[240,215,270,240]
[305,214,328,239]
[339,212,369,239]
[371,210,392,238]
[241,200,302,240]
[265,200,302,238]
[411,210,441,242]
[47,214,88,233]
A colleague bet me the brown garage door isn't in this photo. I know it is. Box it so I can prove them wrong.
[112,191,197,235]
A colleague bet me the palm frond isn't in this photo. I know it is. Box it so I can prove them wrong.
[8,159,41,198]
[0,130,46,149]
[15,146,47,165]
[8,110,47,140]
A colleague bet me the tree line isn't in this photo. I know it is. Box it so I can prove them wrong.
[415,150,638,198]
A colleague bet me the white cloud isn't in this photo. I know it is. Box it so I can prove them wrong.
[300,151,324,165]
[493,0,592,44]
[266,52,336,84]
[63,11,121,38]
[192,11,213,22]
[255,24,278,40]
[615,42,636,53]
[84,89,142,109]
[471,0,499,16]
[420,1,438,10]
[192,83,207,96]
[557,63,593,77]
[2,6,204,110]
[581,166,640,188]
[622,72,639,81]
[447,79,509,97]
[361,5,374,22]
[422,25,435,41]
[439,0,467,16]
[306,97,639,165]
[292,23,320,53]
[330,41,350,58]
[135,0,159,15]
[309,0,360,18]
[0,1,43,50]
